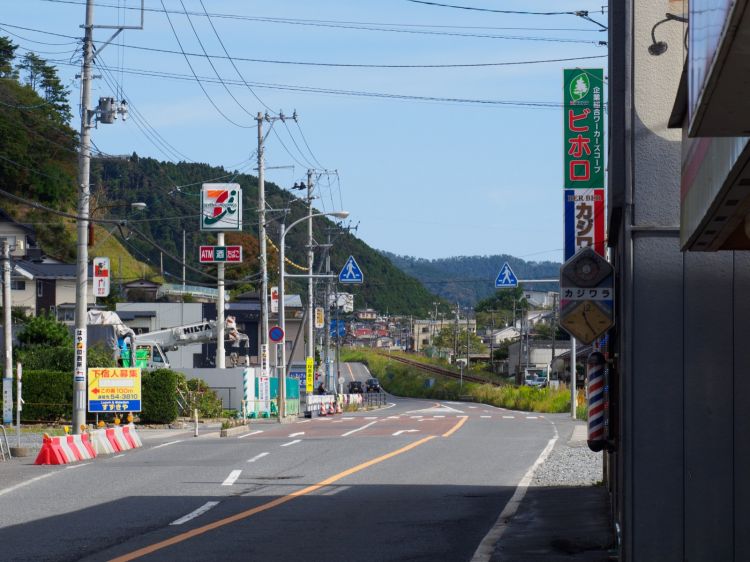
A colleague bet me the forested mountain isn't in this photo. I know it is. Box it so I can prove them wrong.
[382,252,560,306]
[0,36,439,316]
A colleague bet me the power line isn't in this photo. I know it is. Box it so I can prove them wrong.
[158,0,252,129]
[295,121,326,170]
[36,0,601,33]
[406,0,580,16]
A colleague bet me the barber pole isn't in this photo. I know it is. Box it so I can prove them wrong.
[586,351,608,451]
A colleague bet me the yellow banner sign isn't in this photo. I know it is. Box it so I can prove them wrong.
[87,367,142,412]
[305,357,314,393]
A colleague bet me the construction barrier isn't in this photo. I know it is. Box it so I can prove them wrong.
[90,429,115,455]
[35,425,144,465]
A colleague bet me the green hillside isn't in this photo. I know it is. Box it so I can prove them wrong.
[383,252,560,306]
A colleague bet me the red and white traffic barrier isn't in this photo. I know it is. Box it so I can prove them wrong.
[91,429,116,455]
[34,434,98,465]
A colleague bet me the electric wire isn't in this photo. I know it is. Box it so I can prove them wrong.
[282,120,317,170]
[294,121,326,170]
[158,0,252,129]
[0,25,80,46]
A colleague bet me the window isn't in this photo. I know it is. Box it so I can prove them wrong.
[0,236,16,250]
[421,327,429,333]
[37,281,43,297]
[10,280,25,291]
[422,338,429,345]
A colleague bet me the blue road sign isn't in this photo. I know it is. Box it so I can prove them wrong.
[330,319,347,338]
[339,255,363,284]
[269,325,285,343]
[495,262,518,288]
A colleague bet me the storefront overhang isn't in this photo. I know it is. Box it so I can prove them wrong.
[689,0,750,137]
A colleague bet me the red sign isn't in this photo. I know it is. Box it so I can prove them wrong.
[199,245,243,263]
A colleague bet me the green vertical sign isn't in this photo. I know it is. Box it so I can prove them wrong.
[564,69,604,189]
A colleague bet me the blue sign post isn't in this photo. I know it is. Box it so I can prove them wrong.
[339,255,364,284]
[495,262,518,288]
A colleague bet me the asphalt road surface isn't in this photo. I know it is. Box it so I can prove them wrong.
[0,363,559,562]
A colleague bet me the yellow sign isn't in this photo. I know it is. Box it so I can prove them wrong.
[314,307,325,329]
[559,301,613,345]
[87,367,142,413]
[305,357,314,393]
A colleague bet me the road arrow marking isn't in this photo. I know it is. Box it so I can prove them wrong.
[342,420,377,437]
[392,429,419,436]
[222,470,242,486]
[247,452,269,463]
[237,430,263,439]
[170,502,220,526]
[281,439,301,447]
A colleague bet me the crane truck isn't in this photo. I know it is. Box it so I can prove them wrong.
[87,310,250,370]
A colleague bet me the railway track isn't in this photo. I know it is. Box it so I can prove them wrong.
[377,352,501,386]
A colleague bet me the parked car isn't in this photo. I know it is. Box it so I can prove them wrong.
[365,378,381,392]
[348,380,364,393]
[524,374,548,388]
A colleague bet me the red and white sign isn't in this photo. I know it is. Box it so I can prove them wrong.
[93,257,110,297]
[198,245,243,263]
[270,286,279,314]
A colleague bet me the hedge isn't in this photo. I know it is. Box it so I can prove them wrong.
[140,369,179,424]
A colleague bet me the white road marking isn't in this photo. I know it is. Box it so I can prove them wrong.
[247,452,269,463]
[365,417,377,420]
[64,463,90,470]
[342,420,378,437]
[445,401,461,405]
[170,501,220,525]
[480,416,492,419]
[288,432,305,438]
[237,430,263,439]
[296,420,312,424]
[526,416,538,420]
[471,426,559,562]
[392,429,419,436]
[503,415,515,419]
[0,472,57,498]
[113,454,125,458]
[409,416,423,419]
[281,439,301,447]
[221,470,242,486]
[152,439,183,449]
[387,416,400,419]
[407,404,464,414]
[468,406,478,409]
[331,420,343,423]
[434,415,445,418]
[342,417,355,420]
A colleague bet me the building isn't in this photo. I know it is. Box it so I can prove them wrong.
[606,1,749,559]
[521,290,557,309]
[507,339,570,378]
[411,317,476,353]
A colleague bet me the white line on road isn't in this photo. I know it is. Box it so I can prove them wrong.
[343,417,355,420]
[247,452,269,463]
[471,426,559,562]
[468,406,477,409]
[64,463,90,469]
[331,420,343,423]
[152,440,184,449]
[342,420,377,437]
[222,470,242,486]
[392,429,419,436]
[365,417,377,420]
[288,432,305,438]
[526,416,538,420]
[112,454,125,458]
[170,501,220,525]
[387,416,400,419]
[434,415,445,418]
[409,416,423,419]
[237,430,263,439]
[502,415,515,419]
[281,439,301,447]
[480,416,491,419]
[296,420,312,424]
[0,472,56,498]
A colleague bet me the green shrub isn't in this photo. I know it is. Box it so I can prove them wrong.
[17,370,71,422]
[174,374,224,418]
[16,343,115,372]
[141,369,179,424]
[17,314,72,348]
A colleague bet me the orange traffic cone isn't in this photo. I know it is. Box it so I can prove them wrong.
[319,402,327,416]
[335,401,342,414]
[328,402,336,416]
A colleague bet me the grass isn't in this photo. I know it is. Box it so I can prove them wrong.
[342,348,574,414]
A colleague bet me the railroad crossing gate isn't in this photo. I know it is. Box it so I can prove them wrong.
[559,247,614,345]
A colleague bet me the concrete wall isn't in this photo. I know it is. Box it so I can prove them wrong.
[179,367,244,411]
[611,1,750,559]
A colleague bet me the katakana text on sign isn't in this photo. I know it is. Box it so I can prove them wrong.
[564,69,604,190]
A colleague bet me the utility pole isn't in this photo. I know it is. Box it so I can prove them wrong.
[551,293,557,379]
[453,303,459,361]
[256,113,269,376]
[465,309,470,368]
[3,241,12,397]
[216,232,225,368]
[323,231,332,391]
[72,0,96,434]
[306,169,314,364]
[489,310,495,374]
[182,230,186,292]
[72,1,142,434]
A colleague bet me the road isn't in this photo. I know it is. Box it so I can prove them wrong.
[0,363,560,562]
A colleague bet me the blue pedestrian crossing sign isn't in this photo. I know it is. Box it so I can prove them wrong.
[495,262,518,288]
[339,255,363,284]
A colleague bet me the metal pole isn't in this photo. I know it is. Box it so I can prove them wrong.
[307,170,314,364]
[73,0,95,435]
[324,232,331,391]
[182,230,186,292]
[571,337,577,419]
[257,113,269,375]
[278,221,287,420]
[16,363,21,447]
[465,309,470,367]
[216,232,225,368]
[3,241,12,386]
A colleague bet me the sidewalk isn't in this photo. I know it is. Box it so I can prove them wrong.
[489,417,616,561]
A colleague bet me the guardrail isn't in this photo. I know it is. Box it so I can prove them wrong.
[364,391,386,407]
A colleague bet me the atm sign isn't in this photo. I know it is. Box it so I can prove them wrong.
[199,245,243,263]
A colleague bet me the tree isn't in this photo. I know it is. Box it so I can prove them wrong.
[433,326,485,355]
[17,313,72,348]
[0,36,18,79]
[475,286,529,313]
[18,52,45,91]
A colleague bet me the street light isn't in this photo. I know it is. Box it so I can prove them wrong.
[277,210,348,420]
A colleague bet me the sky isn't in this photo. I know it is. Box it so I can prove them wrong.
[1,0,608,261]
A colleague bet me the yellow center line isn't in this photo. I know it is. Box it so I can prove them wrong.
[109,435,437,562]
[442,415,469,438]
[347,362,355,381]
